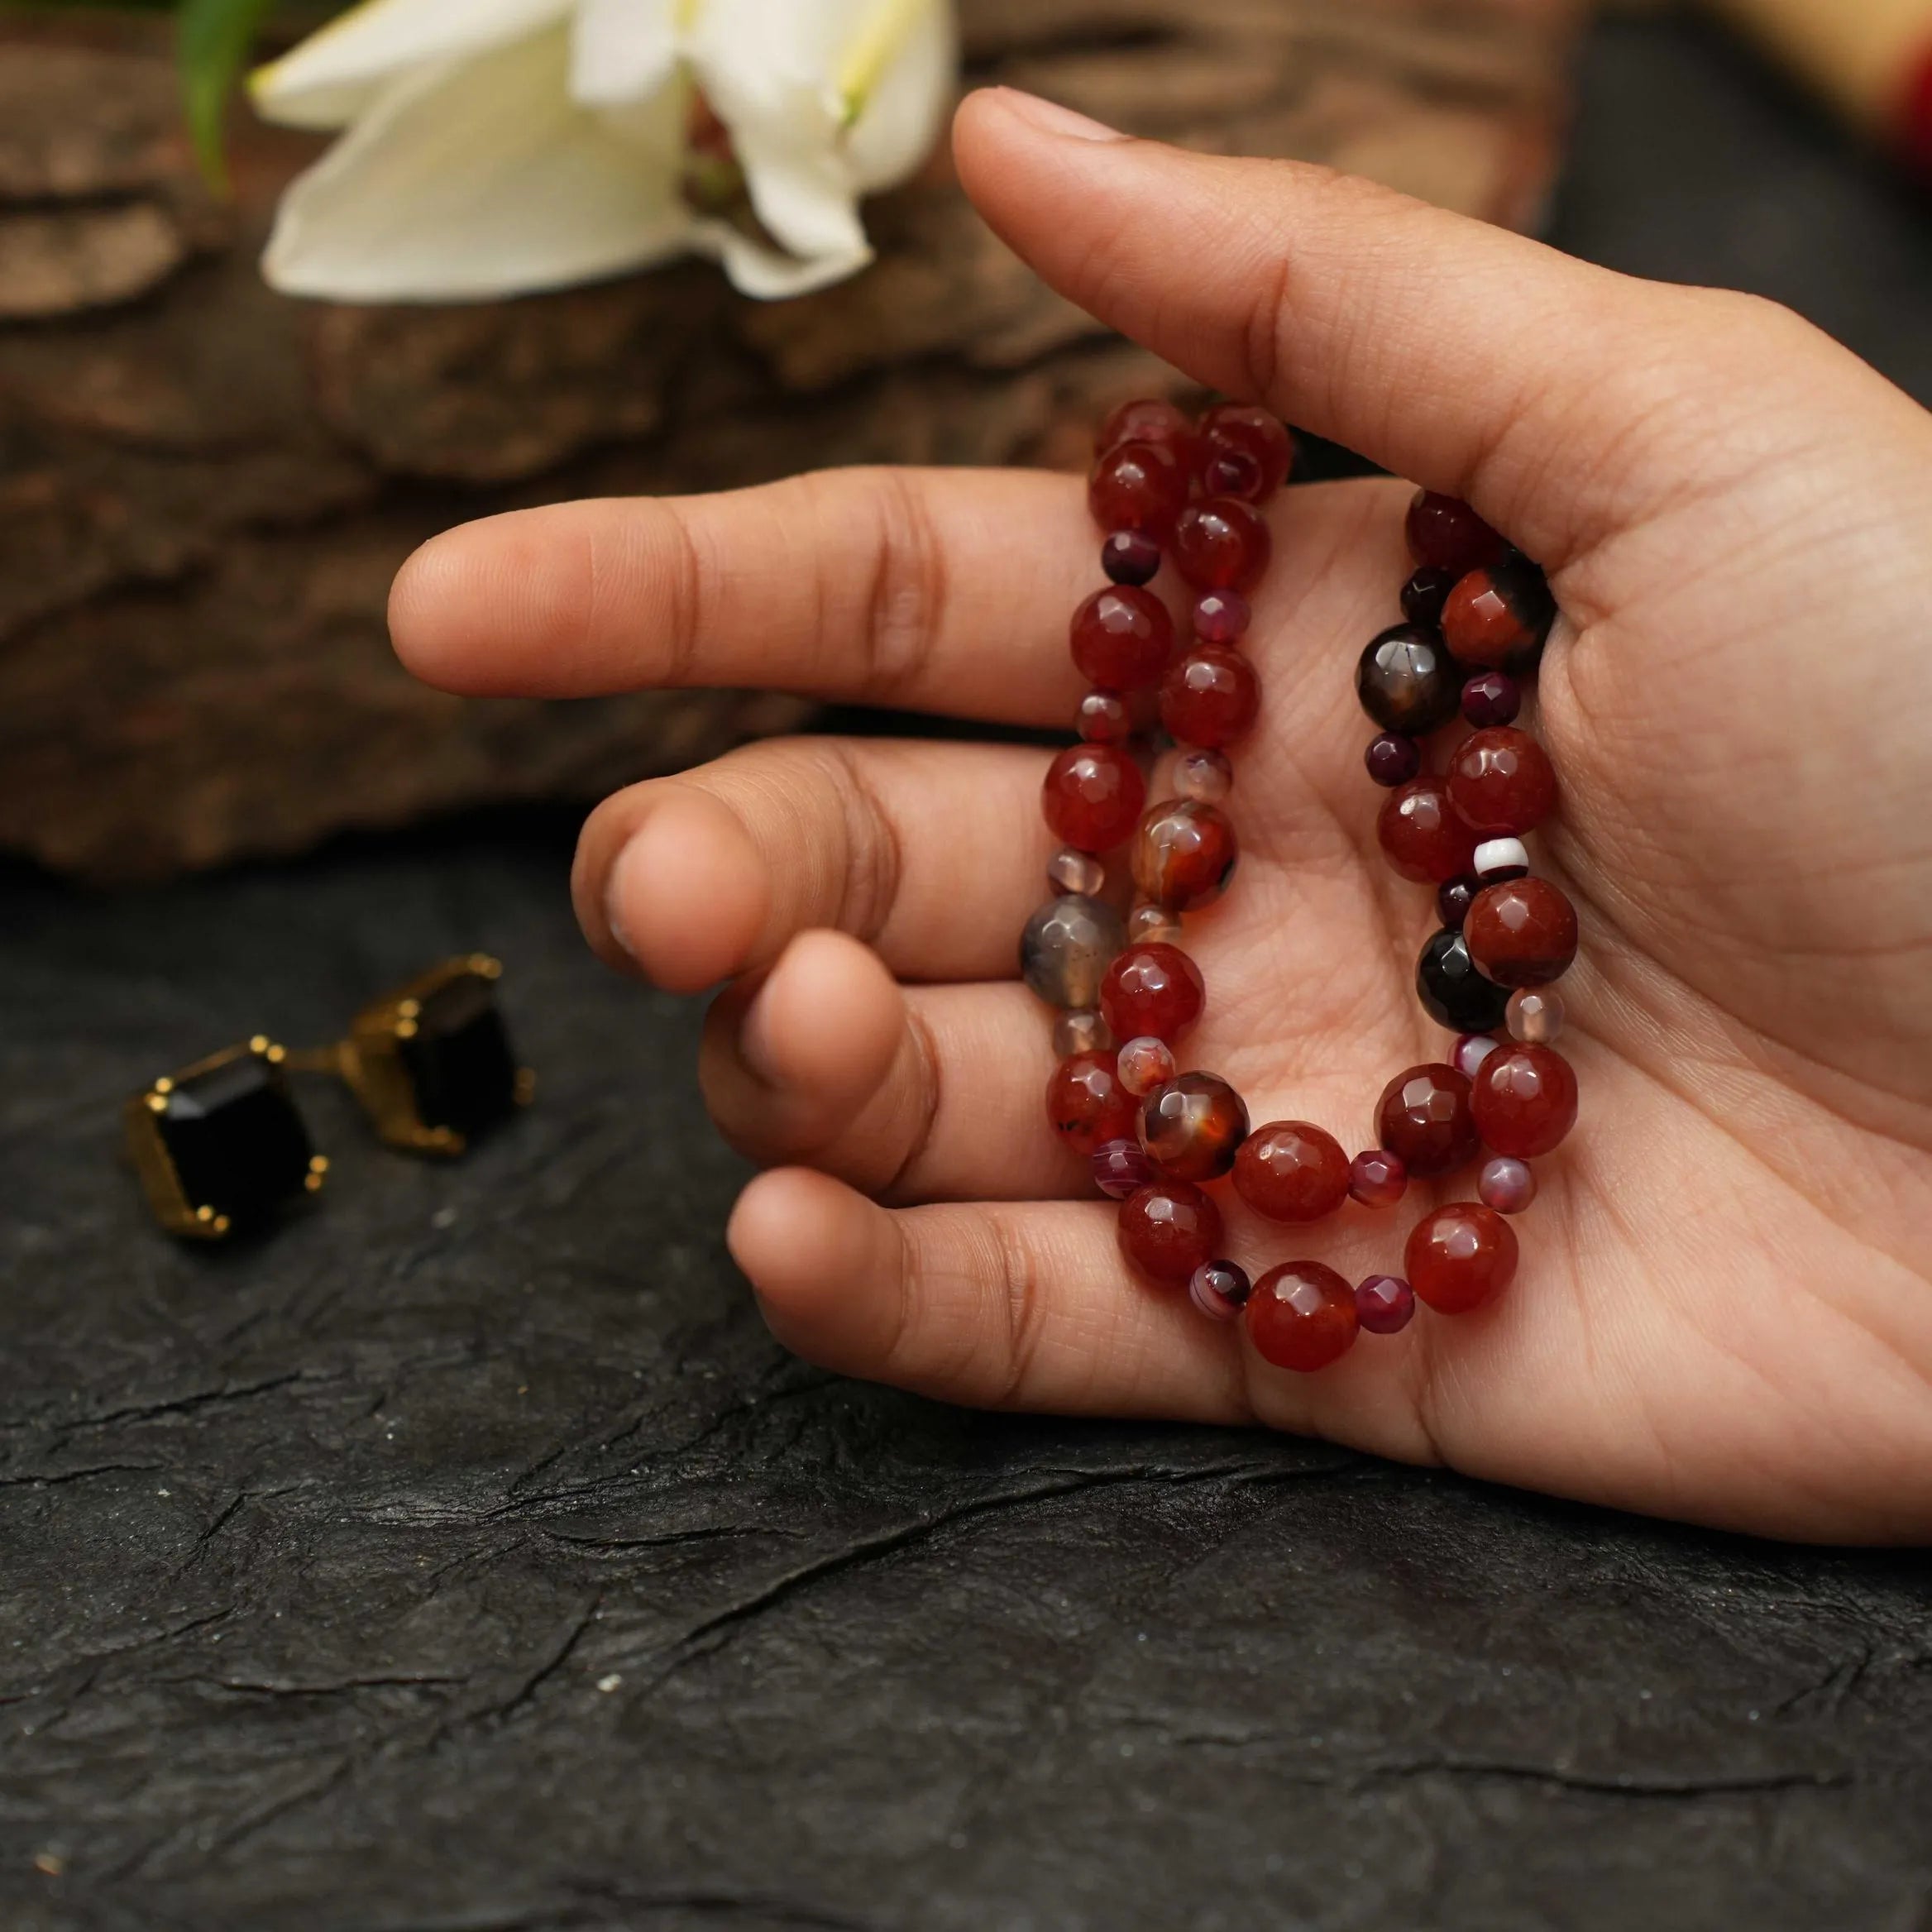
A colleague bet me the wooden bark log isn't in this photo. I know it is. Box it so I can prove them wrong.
[0,0,1582,882]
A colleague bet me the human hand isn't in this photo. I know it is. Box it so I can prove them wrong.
[390,88,1932,1543]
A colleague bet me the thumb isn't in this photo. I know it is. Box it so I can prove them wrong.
[952,87,1863,570]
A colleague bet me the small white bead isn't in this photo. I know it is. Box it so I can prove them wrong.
[1475,837,1529,878]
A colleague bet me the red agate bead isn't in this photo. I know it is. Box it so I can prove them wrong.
[1100,942,1205,1044]
[1119,1180,1223,1285]
[1097,397,1196,461]
[1160,647,1260,749]
[1045,1052,1137,1157]
[1471,1043,1578,1158]
[1405,492,1507,577]
[1464,877,1578,988]
[1349,1148,1408,1208]
[1245,1262,1360,1372]
[1043,744,1145,853]
[1377,777,1479,884]
[1233,1121,1351,1223]
[1196,404,1293,502]
[1173,497,1272,592]
[1071,586,1174,691]
[1406,1203,1518,1314]
[1355,1274,1416,1335]
[1376,1064,1479,1179]
[1139,1073,1250,1183]
[1077,691,1132,744]
[1132,798,1238,911]
[1447,727,1558,836]
[1442,557,1555,669]
[1090,440,1188,541]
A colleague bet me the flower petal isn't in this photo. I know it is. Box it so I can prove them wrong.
[251,0,572,130]
[844,0,954,193]
[691,216,873,300]
[570,0,680,108]
[261,24,696,303]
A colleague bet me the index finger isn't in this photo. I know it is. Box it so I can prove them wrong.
[390,465,1102,726]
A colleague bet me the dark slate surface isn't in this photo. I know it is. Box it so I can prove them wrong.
[5,16,1932,1931]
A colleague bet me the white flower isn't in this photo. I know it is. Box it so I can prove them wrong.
[251,0,956,303]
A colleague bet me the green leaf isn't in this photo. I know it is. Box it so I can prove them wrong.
[178,0,281,193]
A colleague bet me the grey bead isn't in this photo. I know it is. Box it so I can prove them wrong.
[1020,893,1125,1010]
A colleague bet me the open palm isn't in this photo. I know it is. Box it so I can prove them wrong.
[391,90,1932,1543]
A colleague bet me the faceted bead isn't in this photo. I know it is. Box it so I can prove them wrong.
[1479,1155,1537,1215]
[1101,942,1205,1044]
[1406,1203,1518,1314]
[1102,529,1163,587]
[1245,1262,1360,1372]
[150,1045,317,1232]
[1127,903,1184,945]
[1043,744,1146,853]
[1356,624,1461,737]
[1097,397,1196,461]
[1173,497,1272,592]
[1466,877,1578,988]
[1119,1179,1224,1285]
[1190,1260,1253,1322]
[1365,734,1421,789]
[1417,928,1512,1035]
[1355,1274,1416,1336]
[1473,837,1530,882]
[1054,1009,1111,1059]
[1174,749,1233,804]
[1461,671,1521,727]
[1089,439,1188,541]
[1046,1051,1138,1157]
[1047,846,1107,897]
[1092,1137,1159,1200]
[1233,1121,1351,1223]
[1139,1073,1249,1183]
[1376,1063,1480,1179]
[1160,648,1260,749]
[1077,690,1132,744]
[1132,798,1239,911]
[1117,1035,1178,1098]
[1507,986,1566,1046]
[399,970,522,1142]
[1349,1148,1408,1208]
[1071,586,1175,691]
[1378,779,1478,884]
[1442,557,1556,670]
[1437,876,1479,931]
[1021,893,1126,1009]
[1471,1043,1578,1159]
[1448,727,1559,837]
[1405,492,1508,577]
[1400,566,1458,629]
[1193,591,1251,644]
[1197,403,1293,502]
[1453,1032,1499,1080]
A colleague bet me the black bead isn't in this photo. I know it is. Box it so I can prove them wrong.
[1101,529,1162,588]
[1356,624,1461,736]
[1416,928,1511,1034]
[1400,566,1457,629]
[157,1052,313,1227]
[1436,877,1479,931]
[399,972,519,1139]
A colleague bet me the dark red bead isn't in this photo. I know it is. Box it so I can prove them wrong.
[1437,876,1479,930]
[1070,586,1174,692]
[1357,624,1461,737]
[1173,497,1272,592]
[1246,1262,1360,1372]
[1377,778,1479,884]
[1160,648,1260,749]
[1376,1063,1480,1179]
[1442,557,1556,670]
[1233,1121,1351,1223]
[1190,1260,1252,1322]
[1465,877,1578,988]
[1193,591,1251,643]
[1196,404,1293,503]
[1400,566,1458,629]
[1043,744,1146,853]
[1045,1051,1137,1157]
[1355,1274,1416,1335]
[1096,398,1196,462]
[1102,529,1163,587]
[1133,798,1238,911]
[1365,734,1421,788]
[1349,1148,1408,1208]
[1077,690,1132,744]
[1461,672,1520,727]
[1090,440,1188,542]
[1471,1043,1578,1158]
[1100,942,1206,1044]
[1405,491,1508,577]
[1119,1180,1223,1286]
[1139,1073,1249,1183]
[1448,727,1559,836]
[1406,1203,1518,1314]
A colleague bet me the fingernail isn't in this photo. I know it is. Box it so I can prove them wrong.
[988,86,1126,144]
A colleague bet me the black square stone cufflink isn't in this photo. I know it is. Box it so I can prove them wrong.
[126,954,532,1242]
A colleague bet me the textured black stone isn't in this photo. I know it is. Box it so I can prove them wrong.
[155,1051,313,1228]
[5,19,1932,1932]
[399,971,519,1139]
